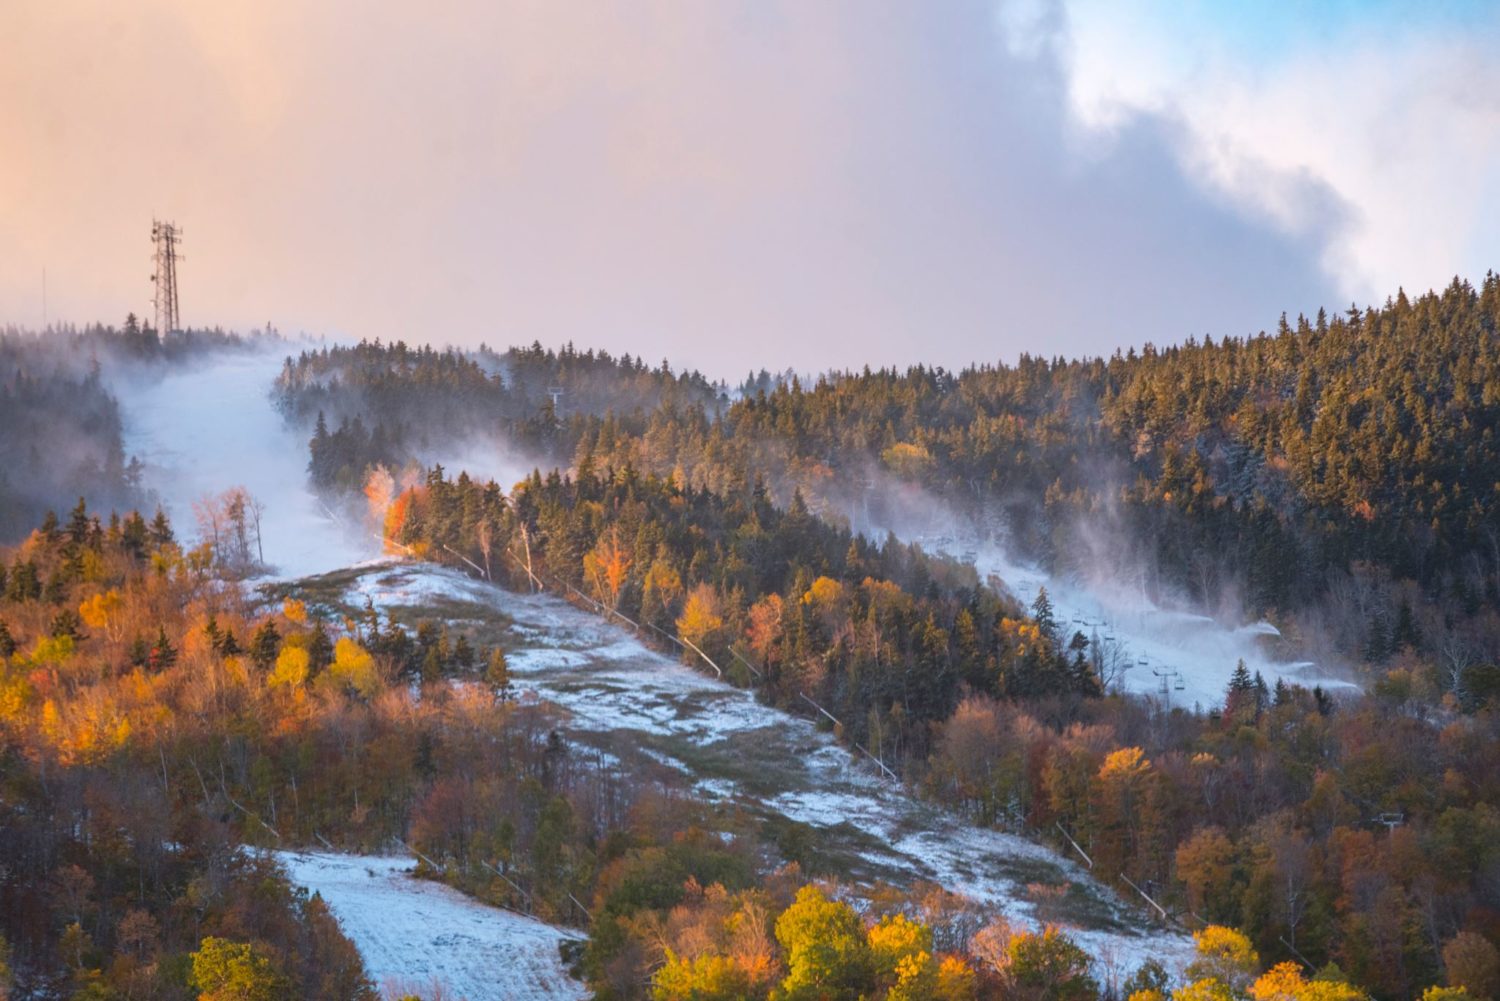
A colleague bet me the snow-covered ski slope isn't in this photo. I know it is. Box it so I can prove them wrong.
[961,542,1358,710]
[325,560,1195,975]
[276,851,586,1001]
[114,346,378,580]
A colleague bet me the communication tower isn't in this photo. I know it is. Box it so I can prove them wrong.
[150,219,183,335]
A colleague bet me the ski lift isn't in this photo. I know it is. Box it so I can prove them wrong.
[1138,656,1150,666]
[1174,674,1186,691]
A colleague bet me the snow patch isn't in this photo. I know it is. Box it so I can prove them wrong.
[276,851,585,1001]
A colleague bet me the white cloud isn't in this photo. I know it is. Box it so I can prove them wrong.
[1010,0,1500,300]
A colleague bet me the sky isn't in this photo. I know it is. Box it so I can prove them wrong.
[2,0,1497,377]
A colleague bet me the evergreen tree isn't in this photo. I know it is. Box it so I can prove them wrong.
[1393,598,1423,651]
[149,509,174,546]
[249,621,281,670]
[1031,587,1057,641]
[150,625,176,669]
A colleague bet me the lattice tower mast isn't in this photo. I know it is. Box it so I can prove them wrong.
[150,219,182,334]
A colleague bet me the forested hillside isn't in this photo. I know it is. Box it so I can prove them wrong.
[372,458,1500,1000]
[285,277,1500,674]
[567,278,1500,659]
[263,276,1500,999]
[0,499,772,996]
[274,340,725,493]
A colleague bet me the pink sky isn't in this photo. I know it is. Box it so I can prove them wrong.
[3,1,1493,376]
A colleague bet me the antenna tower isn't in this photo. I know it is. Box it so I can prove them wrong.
[150,219,183,335]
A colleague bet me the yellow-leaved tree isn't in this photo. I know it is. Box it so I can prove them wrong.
[584,528,633,612]
[868,913,937,1000]
[677,584,723,654]
[325,638,380,698]
[268,646,310,690]
[78,589,124,642]
[1249,961,1367,1001]
[1159,925,1378,1001]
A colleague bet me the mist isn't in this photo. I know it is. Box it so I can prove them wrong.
[111,345,378,579]
[769,454,1359,710]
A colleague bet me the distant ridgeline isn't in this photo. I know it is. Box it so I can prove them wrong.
[283,278,1500,671]
[0,318,261,542]
[273,339,727,493]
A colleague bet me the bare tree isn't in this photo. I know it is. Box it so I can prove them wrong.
[1442,636,1475,706]
[193,487,267,576]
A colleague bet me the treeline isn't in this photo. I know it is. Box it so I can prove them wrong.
[277,339,727,490]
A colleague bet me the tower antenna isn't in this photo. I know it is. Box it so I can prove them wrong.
[150,219,183,335]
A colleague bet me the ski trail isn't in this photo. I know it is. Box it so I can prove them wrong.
[329,560,1196,976]
[276,851,586,1001]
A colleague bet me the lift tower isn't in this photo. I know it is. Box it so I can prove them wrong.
[150,220,183,335]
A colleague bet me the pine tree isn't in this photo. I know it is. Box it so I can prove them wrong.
[250,621,281,670]
[308,626,334,674]
[453,633,475,670]
[67,497,91,545]
[1364,612,1390,663]
[1031,587,1057,640]
[421,644,444,684]
[1228,660,1254,694]
[150,626,176,670]
[1313,685,1333,716]
[1273,677,1291,706]
[149,509,174,546]
[121,511,149,559]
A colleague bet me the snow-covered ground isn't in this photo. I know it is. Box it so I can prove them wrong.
[276,851,586,1001]
[337,561,1196,975]
[961,542,1358,710]
[114,346,378,579]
